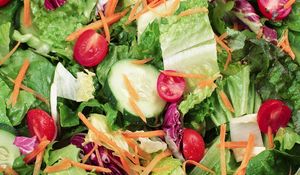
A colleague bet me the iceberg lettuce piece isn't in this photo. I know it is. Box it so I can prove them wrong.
[137,137,167,154]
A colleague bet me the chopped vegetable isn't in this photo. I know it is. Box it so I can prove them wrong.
[123,75,140,101]
[218,90,235,113]
[215,35,232,70]
[23,0,32,27]
[284,0,296,9]
[182,160,215,175]
[267,126,274,149]
[178,7,208,17]
[44,0,67,10]
[0,166,18,175]
[23,139,50,163]
[161,70,207,79]
[141,149,172,175]
[0,41,20,66]
[131,58,153,65]
[64,158,112,173]
[105,0,118,16]
[219,124,226,175]
[81,143,98,163]
[99,10,110,43]
[44,159,72,173]
[129,97,147,123]
[277,29,295,59]
[13,136,38,155]
[33,149,45,175]
[122,130,166,138]
[7,58,30,107]
[258,0,292,20]
[182,129,205,162]
[221,141,248,149]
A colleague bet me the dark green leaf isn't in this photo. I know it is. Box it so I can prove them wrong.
[13,156,34,175]
[285,2,300,32]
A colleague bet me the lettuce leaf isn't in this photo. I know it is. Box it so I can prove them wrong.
[274,127,300,151]
[152,157,183,175]
[0,23,11,58]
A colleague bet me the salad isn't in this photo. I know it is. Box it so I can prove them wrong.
[0,0,300,174]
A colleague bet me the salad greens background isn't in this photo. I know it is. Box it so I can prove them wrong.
[1,0,300,174]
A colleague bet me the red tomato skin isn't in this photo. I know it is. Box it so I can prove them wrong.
[157,70,186,102]
[27,109,57,141]
[0,0,10,7]
[257,0,292,20]
[257,99,292,134]
[73,30,108,67]
[182,128,205,162]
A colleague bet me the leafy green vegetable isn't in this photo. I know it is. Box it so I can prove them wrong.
[275,127,300,151]
[152,157,183,175]
[289,31,300,65]
[0,78,12,126]
[285,2,300,32]
[0,22,11,58]
[0,0,20,25]
[58,102,78,127]
[13,156,34,175]
[246,149,300,175]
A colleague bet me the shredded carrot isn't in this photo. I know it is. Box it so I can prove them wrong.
[1,166,18,175]
[215,35,232,70]
[161,70,207,79]
[218,90,235,113]
[124,150,140,165]
[131,58,153,65]
[0,42,21,66]
[123,130,165,138]
[105,0,119,16]
[82,144,98,163]
[134,144,140,165]
[183,160,215,175]
[219,32,228,41]
[66,9,129,41]
[33,149,45,175]
[124,137,151,160]
[129,97,147,123]
[64,158,112,173]
[126,0,143,25]
[198,78,217,89]
[77,112,131,174]
[220,141,248,149]
[23,0,32,27]
[178,7,208,17]
[7,77,49,106]
[267,126,274,149]
[256,28,263,39]
[277,29,295,60]
[234,134,255,175]
[24,139,50,163]
[152,166,173,173]
[123,75,140,101]
[44,159,72,173]
[7,59,30,107]
[284,0,296,9]
[141,150,172,175]
[220,124,227,175]
[145,0,180,17]
[98,10,110,43]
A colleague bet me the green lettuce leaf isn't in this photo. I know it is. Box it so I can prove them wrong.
[0,22,11,58]
[274,127,300,151]
[152,157,183,175]
[0,78,12,126]
[289,31,300,65]
[13,156,34,175]
[285,2,300,32]
[0,0,20,25]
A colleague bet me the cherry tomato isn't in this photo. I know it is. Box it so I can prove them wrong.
[0,0,10,7]
[257,0,292,20]
[182,128,205,162]
[257,99,292,134]
[73,29,108,67]
[157,70,186,102]
[27,109,57,141]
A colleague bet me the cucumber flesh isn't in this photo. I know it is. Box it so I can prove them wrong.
[0,130,20,167]
[107,59,166,119]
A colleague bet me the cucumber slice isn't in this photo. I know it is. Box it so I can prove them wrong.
[105,59,166,122]
[0,130,20,167]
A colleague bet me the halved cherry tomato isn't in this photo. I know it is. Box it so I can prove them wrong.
[73,29,108,67]
[257,99,292,134]
[182,128,205,162]
[257,0,292,20]
[27,109,57,141]
[0,0,10,7]
[157,70,186,102]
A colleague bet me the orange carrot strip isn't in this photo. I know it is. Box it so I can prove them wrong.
[77,112,131,174]
[8,77,49,105]
[131,58,153,65]
[267,126,274,149]
[123,75,140,101]
[198,79,217,89]
[24,139,50,163]
[82,144,98,163]
[215,35,232,70]
[126,0,143,25]
[220,124,226,175]
[124,137,151,160]
[152,166,173,173]
[124,150,140,165]
[44,159,72,173]
[123,130,165,138]
[145,0,180,17]
[0,42,21,66]
[183,160,215,175]
[8,59,30,107]
[141,150,172,175]
[178,7,208,17]
[234,134,255,175]
[23,0,32,27]
[219,90,235,113]
[105,0,119,16]
[219,32,228,41]
[129,97,147,123]
[161,70,207,79]
[277,30,295,60]
[221,141,248,149]
[2,166,18,175]
[134,144,140,165]
[66,9,129,41]
[99,10,110,43]
[64,158,112,173]
[284,0,296,9]
[33,149,45,175]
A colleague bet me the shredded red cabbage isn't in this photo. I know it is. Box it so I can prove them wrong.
[44,0,67,10]
[13,136,38,155]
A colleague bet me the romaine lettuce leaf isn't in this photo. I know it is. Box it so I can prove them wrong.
[0,0,20,25]
[0,23,11,58]
[152,157,183,175]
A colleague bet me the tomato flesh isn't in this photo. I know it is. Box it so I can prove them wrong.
[257,0,292,20]
[157,70,186,102]
[0,0,10,6]
[257,99,292,134]
[182,128,205,162]
[27,109,57,141]
[74,29,108,67]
